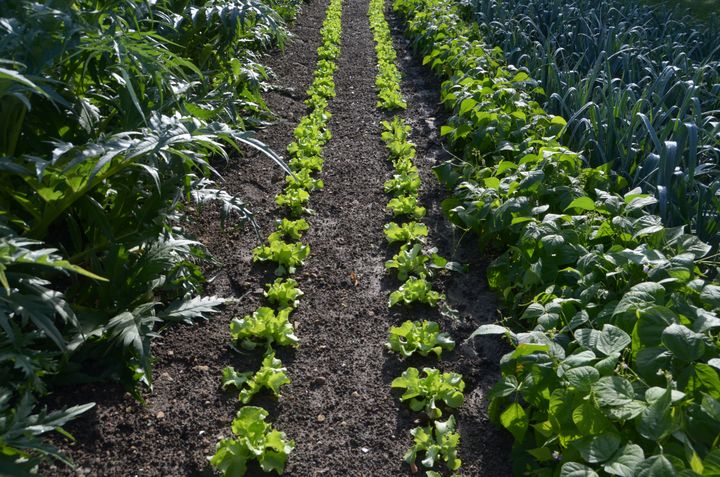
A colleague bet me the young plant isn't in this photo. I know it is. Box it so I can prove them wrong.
[252,236,310,275]
[391,367,465,418]
[289,154,324,172]
[384,221,428,244]
[229,307,299,350]
[270,218,310,242]
[385,243,429,281]
[387,320,455,358]
[209,406,295,476]
[284,168,324,192]
[275,188,310,216]
[404,416,461,473]
[222,352,290,404]
[387,195,426,218]
[384,172,421,196]
[264,278,304,310]
[389,276,444,307]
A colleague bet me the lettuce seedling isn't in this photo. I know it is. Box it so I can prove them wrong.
[222,352,290,404]
[252,237,310,275]
[265,278,304,310]
[388,195,426,219]
[384,221,428,244]
[384,172,421,196]
[209,406,295,476]
[391,367,465,418]
[387,320,455,358]
[276,188,310,216]
[385,243,429,281]
[389,276,444,307]
[271,218,310,242]
[289,154,324,172]
[404,416,461,472]
[285,168,324,192]
[230,307,299,350]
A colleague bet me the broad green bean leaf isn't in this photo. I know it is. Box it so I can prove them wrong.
[596,325,631,356]
[636,386,672,441]
[603,401,647,421]
[490,375,520,399]
[603,443,645,477]
[572,402,611,435]
[565,197,596,212]
[564,350,597,367]
[701,395,720,421]
[662,324,706,362]
[634,306,676,347]
[700,285,720,308]
[635,455,675,477]
[574,329,601,350]
[592,377,635,407]
[571,433,621,464]
[635,347,672,382]
[560,462,599,477]
[469,324,516,339]
[679,364,720,399]
[594,353,620,375]
[565,366,600,392]
[645,387,685,404]
[614,283,665,316]
[500,402,528,442]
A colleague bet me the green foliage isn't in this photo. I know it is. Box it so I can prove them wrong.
[384,172,421,196]
[394,0,720,472]
[389,276,444,307]
[392,367,465,418]
[229,307,299,350]
[387,320,455,358]
[387,195,426,219]
[384,221,428,244]
[404,416,461,472]
[275,188,310,217]
[269,219,310,243]
[209,406,295,476]
[222,352,290,404]
[252,236,310,275]
[385,243,429,281]
[264,278,304,310]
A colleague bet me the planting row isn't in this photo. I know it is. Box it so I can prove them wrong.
[395,0,720,475]
[369,1,463,475]
[0,0,301,471]
[210,0,344,474]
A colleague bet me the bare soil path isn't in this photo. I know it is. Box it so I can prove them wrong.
[47,0,512,475]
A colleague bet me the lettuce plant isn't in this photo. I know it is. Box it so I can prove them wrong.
[264,278,304,310]
[229,307,299,350]
[275,188,310,216]
[389,276,444,307]
[271,218,310,242]
[387,195,426,218]
[387,320,455,358]
[222,352,290,404]
[209,406,295,476]
[384,221,428,244]
[252,237,310,275]
[385,243,429,281]
[384,172,421,196]
[404,416,461,473]
[391,367,465,418]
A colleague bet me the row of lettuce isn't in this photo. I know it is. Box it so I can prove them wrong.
[209,0,344,474]
[0,0,302,472]
[369,1,465,475]
[394,0,720,475]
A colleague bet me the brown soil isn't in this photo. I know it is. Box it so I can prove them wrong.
[44,0,513,475]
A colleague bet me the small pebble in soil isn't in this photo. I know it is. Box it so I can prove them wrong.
[193,365,209,372]
[361,447,369,453]
[316,414,326,422]
[156,411,165,419]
